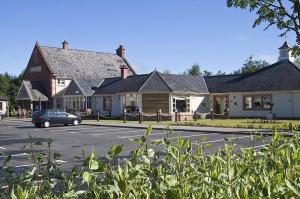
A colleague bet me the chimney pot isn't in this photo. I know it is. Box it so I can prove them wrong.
[120,65,129,79]
[116,45,125,58]
[62,40,69,50]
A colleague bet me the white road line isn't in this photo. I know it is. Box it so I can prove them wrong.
[54,159,67,163]
[15,164,35,168]
[0,153,29,158]
[67,131,79,134]
[119,132,168,139]
[244,144,268,149]
[192,135,251,145]
[49,127,127,132]
[90,130,144,136]
[0,147,6,150]
[151,133,219,141]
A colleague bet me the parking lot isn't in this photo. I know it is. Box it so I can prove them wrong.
[0,119,271,173]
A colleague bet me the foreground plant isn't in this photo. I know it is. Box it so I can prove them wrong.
[0,127,299,198]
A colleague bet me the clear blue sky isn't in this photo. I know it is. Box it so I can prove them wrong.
[0,0,296,76]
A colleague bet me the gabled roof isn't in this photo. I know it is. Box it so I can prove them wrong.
[205,61,300,93]
[63,78,103,96]
[16,81,48,101]
[39,45,135,79]
[93,71,209,95]
[93,74,150,95]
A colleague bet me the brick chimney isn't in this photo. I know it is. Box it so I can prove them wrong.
[116,45,125,58]
[62,40,69,50]
[120,65,129,79]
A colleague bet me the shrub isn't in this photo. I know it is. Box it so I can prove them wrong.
[0,127,299,198]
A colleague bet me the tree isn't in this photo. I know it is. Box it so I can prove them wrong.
[162,69,171,74]
[202,70,213,77]
[227,0,300,56]
[187,63,201,76]
[216,70,226,76]
[233,56,269,74]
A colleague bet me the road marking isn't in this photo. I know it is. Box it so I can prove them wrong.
[151,133,219,141]
[90,129,143,136]
[244,144,268,149]
[54,159,67,163]
[67,131,79,134]
[0,147,6,150]
[0,153,30,158]
[15,164,35,168]
[119,132,168,139]
[192,135,251,145]
[49,127,127,132]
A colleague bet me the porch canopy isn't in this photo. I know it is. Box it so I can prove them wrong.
[16,80,49,110]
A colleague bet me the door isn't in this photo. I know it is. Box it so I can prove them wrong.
[214,95,228,114]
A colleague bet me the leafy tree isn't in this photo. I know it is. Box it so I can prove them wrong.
[162,69,171,74]
[202,70,213,77]
[233,56,269,74]
[216,70,226,76]
[227,0,300,56]
[187,63,201,76]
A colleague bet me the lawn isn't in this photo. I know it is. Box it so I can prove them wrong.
[82,118,300,130]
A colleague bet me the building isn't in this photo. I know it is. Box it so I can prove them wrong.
[16,41,136,113]
[205,42,300,119]
[0,96,8,115]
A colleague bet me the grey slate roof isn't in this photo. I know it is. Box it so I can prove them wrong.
[16,81,48,101]
[93,74,150,95]
[159,73,209,93]
[93,71,209,95]
[205,61,300,93]
[64,78,103,96]
[40,46,135,79]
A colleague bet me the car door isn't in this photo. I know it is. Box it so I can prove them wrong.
[59,111,69,124]
[48,110,59,124]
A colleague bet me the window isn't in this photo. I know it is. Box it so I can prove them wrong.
[125,94,137,112]
[30,66,41,72]
[0,102,2,110]
[172,95,190,112]
[103,96,112,111]
[244,95,272,110]
[57,79,65,85]
[254,96,262,109]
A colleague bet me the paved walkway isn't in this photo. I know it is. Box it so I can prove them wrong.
[81,120,279,135]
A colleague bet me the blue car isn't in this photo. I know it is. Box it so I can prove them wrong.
[32,109,81,128]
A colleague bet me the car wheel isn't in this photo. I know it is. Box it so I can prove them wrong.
[73,119,79,126]
[44,121,50,128]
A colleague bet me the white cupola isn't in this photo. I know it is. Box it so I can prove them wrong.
[278,42,291,62]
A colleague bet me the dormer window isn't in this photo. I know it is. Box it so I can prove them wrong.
[57,79,65,85]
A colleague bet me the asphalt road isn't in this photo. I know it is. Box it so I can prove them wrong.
[0,119,271,173]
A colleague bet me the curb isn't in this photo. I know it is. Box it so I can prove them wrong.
[81,123,291,136]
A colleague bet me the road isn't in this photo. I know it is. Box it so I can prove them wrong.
[0,119,271,173]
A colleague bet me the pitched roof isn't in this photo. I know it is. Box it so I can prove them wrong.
[159,73,209,93]
[63,78,103,96]
[16,81,48,101]
[205,61,300,93]
[39,46,135,79]
[93,74,150,95]
[93,71,209,95]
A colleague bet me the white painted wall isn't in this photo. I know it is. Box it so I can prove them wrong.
[91,95,122,116]
[228,91,300,118]
[190,95,210,113]
[55,79,71,95]
[0,101,8,113]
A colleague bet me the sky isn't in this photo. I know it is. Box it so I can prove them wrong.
[0,0,297,76]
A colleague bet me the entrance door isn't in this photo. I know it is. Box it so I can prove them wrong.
[214,95,228,114]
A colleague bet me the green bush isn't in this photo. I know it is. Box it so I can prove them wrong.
[0,127,299,198]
